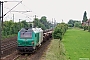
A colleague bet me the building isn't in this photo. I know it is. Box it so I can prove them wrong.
[86,19,90,26]
[82,18,90,26]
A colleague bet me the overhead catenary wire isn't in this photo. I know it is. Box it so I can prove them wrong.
[3,0,39,22]
[3,8,32,22]
[21,2,32,12]
[3,0,32,21]
[3,1,22,17]
[21,1,39,17]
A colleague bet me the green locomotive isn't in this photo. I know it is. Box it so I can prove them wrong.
[17,28,43,52]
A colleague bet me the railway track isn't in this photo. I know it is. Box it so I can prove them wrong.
[13,55,21,60]
[1,38,17,57]
[1,38,52,60]
[1,41,17,51]
[1,30,53,60]
[13,38,52,60]
[13,54,29,60]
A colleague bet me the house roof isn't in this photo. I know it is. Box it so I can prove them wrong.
[86,19,90,23]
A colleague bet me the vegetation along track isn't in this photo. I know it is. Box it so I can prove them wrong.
[1,36,17,57]
[1,38,52,60]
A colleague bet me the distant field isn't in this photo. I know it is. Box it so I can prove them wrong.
[63,28,90,60]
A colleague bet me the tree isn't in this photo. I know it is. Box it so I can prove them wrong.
[38,22,46,30]
[68,19,74,27]
[82,11,88,22]
[74,21,81,27]
[33,18,39,27]
[21,20,28,28]
[33,16,52,29]
[40,16,50,29]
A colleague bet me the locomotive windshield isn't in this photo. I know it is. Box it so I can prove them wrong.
[20,32,32,38]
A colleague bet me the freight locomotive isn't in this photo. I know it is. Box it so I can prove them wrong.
[17,28,52,53]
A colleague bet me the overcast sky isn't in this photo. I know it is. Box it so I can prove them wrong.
[1,0,90,23]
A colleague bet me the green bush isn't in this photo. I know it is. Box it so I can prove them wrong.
[79,25,83,29]
[68,24,73,27]
[84,26,88,31]
[53,23,68,40]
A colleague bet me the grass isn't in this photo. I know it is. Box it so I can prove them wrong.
[43,28,90,60]
[45,39,61,60]
[63,28,90,60]
[42,39,66,60]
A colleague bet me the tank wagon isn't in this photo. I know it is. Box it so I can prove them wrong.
[17,28,52,53]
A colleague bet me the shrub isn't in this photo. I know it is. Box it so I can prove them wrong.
[68,24,73,27]
[53,23,68,40]
[84,26,88,31]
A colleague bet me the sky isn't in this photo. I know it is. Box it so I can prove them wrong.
[1,0,90,23]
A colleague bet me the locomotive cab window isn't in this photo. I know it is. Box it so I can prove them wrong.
[20,32,32,38]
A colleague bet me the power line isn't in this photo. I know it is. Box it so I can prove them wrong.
[12,11,32,20]
[21,2,32,12]
[4,1,22,17]
[21,1,39,17]
[3,0,32,21]
[11,10,31,12]
[2,0,22,2]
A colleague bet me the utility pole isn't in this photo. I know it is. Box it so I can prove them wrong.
[33,15,38,27]
[0,1,3,58]
[54,18,55,28]
[13,14,14,22]
[1,2,3,29]
[34,15,38,20]
[62,19,63,23]
[54,18,56,27]
[52,18,54,30]
[35,15,36,19]
[19,19,21,30]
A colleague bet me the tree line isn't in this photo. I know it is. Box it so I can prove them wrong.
[68,11,90,32]
[33,16,53,30]
[68,19,82,28]
[2,20,28,39]
[1,16,54,39]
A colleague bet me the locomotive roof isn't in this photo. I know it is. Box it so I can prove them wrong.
[19,28,43,33]
[19,28,33,32]
[32,28,43,33]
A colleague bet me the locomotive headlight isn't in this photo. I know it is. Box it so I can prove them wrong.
[32,42,34,45]
[33,46,36,49]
